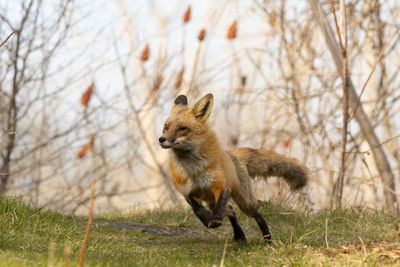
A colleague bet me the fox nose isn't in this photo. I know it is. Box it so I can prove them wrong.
[159,136,166,143]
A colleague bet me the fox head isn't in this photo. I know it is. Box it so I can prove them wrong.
[159,93,214,150]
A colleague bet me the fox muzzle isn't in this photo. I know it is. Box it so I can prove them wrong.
[159,136,174,149]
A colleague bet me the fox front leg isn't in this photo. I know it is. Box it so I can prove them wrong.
[185,190,231,228]
[185,196,215,227]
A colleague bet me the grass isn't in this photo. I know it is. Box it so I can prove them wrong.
[1,196,400,266]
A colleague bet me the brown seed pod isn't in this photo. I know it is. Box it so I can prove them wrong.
[227,20,237,40]
[77,143,92,159]
[283,136,293,148]
[198,28,206,41]
[140,44,149,61]
[81,82,94,107]
[183,5,191,23]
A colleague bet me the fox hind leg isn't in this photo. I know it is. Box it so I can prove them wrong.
[233,193,272,244]
[252,209,272,244]
[226,205,246,242]
[242,204,272,244]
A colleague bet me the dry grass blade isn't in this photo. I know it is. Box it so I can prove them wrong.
[79,180,96,267]
[219,240,228,267]
[48,242,56,267]
[325,218,329,248]
[63,246,72,267]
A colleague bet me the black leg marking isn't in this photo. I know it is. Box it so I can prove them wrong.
[227,206,246,242]
[253,211,272,244]
[185,190,231,228]
[207,190,231,228]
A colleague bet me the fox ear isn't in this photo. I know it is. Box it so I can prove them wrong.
[174,95,188,106]
[191,93,214,122]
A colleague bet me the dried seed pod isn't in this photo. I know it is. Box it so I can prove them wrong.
[81,82,94,107]
[77,143,92,159]
[183,5,191,23]
[283,136,293,148]
[140,44,149,61]
[227,20,237,40]
[198,28,206,41]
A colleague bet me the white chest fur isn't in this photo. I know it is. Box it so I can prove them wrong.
[171,149,215,196]
[179,170,215,196]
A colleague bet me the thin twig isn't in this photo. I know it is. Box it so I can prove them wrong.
[0,31,14,48]
[329,0,344,52]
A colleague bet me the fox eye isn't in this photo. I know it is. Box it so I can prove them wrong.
[164,124,169,130]
[177,127,188,132]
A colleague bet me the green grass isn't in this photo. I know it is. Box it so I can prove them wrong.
[1,196,400,266]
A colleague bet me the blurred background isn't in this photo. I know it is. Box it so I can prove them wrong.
[1,0,400,215]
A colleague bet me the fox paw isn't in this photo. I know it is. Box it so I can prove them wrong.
[264,236,273,246]
[207,220,222,228]
[233,236,247,243]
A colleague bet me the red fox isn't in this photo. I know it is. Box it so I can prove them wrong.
[159,93,309,243]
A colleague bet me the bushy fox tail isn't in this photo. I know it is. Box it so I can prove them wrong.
[231,148,309,190]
